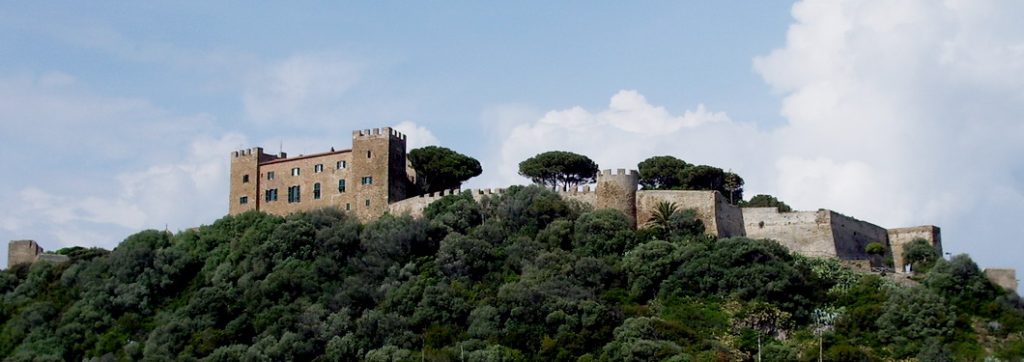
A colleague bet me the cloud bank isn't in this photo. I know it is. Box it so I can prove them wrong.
[490,0,1024,271]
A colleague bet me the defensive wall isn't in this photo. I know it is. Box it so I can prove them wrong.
[7,240,69,268]
[636,190,744,237]
[984,268,1018,292]
[225,126,1011,280]
[888,226,942,272]
[386,167,961,273]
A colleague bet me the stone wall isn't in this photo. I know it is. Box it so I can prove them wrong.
[637,190,722,236]
[258,150,353,216]
[985,268,1018,292]
[742,208,837,258]
[713,193,746,238]
[828,211,890,266]
[387,188,507,218]
[8,240,42,267]
[888,226,942,272]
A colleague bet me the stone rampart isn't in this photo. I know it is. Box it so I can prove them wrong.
[888,226,942,272]
[387,188,507,218]
[828,211,890,265]
[636,190,735,236]
[984,268,1018,292]
[742,208,838,258]
[8,240,42,267]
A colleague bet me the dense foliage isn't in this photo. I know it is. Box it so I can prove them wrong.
[636,156,744,204]
[1,186,1021,361]
[407,146,483,193]
[518,151,599,190]
[740,194,793,213]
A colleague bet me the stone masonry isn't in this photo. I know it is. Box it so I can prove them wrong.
[229,129,1012,279]
[228,127,416,222]
[7,240,69,268]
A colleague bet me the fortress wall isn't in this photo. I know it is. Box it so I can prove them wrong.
[827,211,890,266]
[636,190,721,236]
[557,186,598,209]
[888,226,942,272]
[984,268,1018,292]
[387,188,506,218]
[742,208,838,258]
[713,193,746,238]
[8,240,42,267]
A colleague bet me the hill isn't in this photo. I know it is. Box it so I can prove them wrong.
[1,186,1022,361]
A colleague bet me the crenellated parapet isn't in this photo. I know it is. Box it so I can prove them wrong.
[352,127,407,141]
[595,169,640,227]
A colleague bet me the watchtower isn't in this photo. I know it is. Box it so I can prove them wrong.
[595,169,639,227]
[350,127,412,221]
[228,147,282,215]
[8,240,42,267]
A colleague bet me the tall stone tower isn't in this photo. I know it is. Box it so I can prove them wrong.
[8,240,42,267]
[229,147,272,215]
[595,169,639,227]
[350,128,411,221]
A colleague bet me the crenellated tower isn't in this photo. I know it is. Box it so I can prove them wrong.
[595,169,640,227]
[350,127,412,221]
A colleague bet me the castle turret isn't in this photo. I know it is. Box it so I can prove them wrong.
[595,169,639,227]
[350,127,412,221]
[8,240,42,267]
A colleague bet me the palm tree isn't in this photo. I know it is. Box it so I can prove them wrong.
[647,201,680,230]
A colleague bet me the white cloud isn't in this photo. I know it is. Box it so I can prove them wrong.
[490,0,1024,272]
[393,121,440,149]
[243,54,361,124]
[487,90,762,188]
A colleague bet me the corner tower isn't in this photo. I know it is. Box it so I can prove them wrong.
[350,127,412,221]
[595,169,639,227]
[229,148,263,215]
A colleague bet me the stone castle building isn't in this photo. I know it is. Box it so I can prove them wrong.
[7,240,68,267]
[224,125,1015,289]
[229,127,416,222]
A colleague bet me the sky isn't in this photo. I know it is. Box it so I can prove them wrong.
[1,1,1022,274]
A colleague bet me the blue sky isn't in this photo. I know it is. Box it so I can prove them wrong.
[2,1,1023,276]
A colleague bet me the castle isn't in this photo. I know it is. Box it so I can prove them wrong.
[12,126,1016,292]
[224,126,961,275]
[229,127,417,222]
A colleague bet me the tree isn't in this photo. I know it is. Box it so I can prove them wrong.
[741,194,792,212]
[637,156,688,189]
[408,146,483,193]
[518,151,599,190]
[902,238,940,273]
[677,165,744,205]
[721,172,744,204]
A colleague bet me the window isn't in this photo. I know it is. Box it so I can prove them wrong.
[291,167,300,176]
[265,189,278,202]
[345,203,350,211]
[338,179,346,192]
[242,175,250,183]
[361,176,373,185]
[239,196,248,205]
[267,171,275,180]
[366,151,372,158]
[337,160,347,169]
[365,199,370,207]
[287,186,301,203]
[313,183,321,200]
[314,164,324,173]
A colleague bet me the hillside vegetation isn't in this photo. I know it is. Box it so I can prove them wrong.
[1,186,1022,361]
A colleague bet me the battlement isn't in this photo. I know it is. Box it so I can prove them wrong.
[599,169,639,177]
[352,127,407,141]
[555,185,594,195]
[232,147,263,158]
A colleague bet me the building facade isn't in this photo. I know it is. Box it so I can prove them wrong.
[228,127,416,222]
